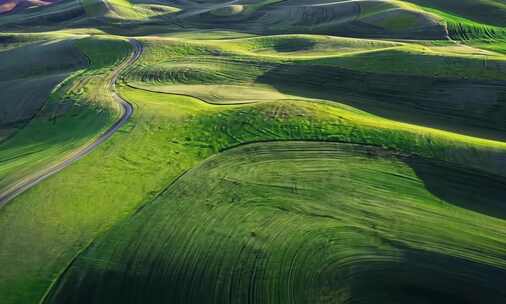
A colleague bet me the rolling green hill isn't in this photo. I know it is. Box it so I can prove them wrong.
[176,0,448,39]
[126,37,506,141]
[1,1,506,304]
[401,0,506,27]
[0,37,130,199]
[0,0,86,27]
[43,141,506,304]
[0,37,87,140]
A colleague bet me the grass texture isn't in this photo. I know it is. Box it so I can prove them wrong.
[1,1,506,303]
[0,38,87,140]
[45,141,506,304]
[0,37,130,201]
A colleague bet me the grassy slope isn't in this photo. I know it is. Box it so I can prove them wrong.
[393,0,506,41]
[0,0,86,27]
[44,141,506,304]
[217,34,403,58]
[127,37,506,141]
[0,33,54,52]
[1,1,506,303]
[0,37,130,199]
[400,0,506,27]
[108,0,180,19]
[2,71,506,303]
[180,0,448,40]
[0,0,175,32]
[40,37,506,303]
[0,38,87,140]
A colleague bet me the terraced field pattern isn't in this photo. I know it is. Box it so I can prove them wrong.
[1,0,506,303]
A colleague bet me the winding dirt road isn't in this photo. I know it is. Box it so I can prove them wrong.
[0,38,143,207]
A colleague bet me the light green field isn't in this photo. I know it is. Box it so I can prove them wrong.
[1,1,506,303]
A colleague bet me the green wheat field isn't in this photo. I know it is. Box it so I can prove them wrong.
[1,0,506,303]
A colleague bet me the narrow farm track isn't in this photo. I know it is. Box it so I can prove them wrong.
[0,38,142,207]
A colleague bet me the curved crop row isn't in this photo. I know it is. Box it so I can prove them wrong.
[126,38,506,142]
[44,141,506,304]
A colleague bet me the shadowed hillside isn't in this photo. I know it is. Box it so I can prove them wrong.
[0,38,87,140]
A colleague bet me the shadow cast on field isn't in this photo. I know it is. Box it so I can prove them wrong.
[336,245,506,304]
[255,63,506,142]
[43,209,506,304]
[404,157,506,220]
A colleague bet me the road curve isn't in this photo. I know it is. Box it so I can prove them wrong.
[0,38,143,207]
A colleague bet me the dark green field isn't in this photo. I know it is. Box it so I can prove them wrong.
[1,1,505,303]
